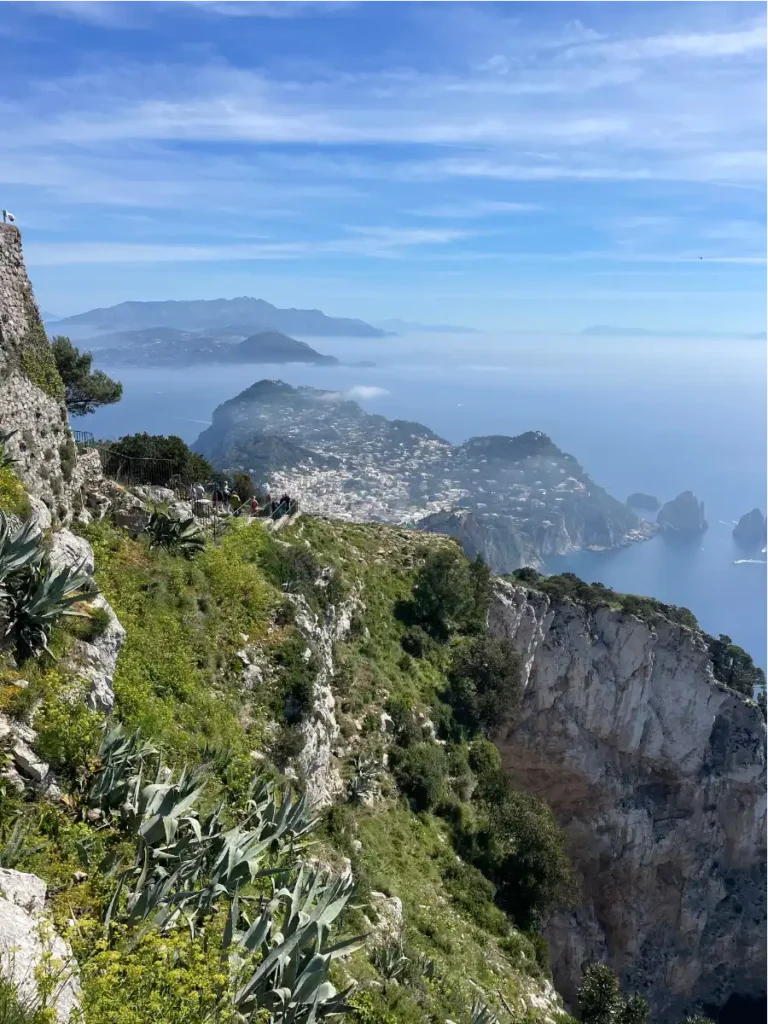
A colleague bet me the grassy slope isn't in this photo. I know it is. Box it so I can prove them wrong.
[0,514,570,1024]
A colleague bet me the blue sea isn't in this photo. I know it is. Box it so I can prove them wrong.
[86,332,767,669]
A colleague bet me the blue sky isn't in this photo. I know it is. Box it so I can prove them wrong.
[2,0,765,330]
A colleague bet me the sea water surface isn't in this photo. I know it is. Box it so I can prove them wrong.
[86,332,767,668]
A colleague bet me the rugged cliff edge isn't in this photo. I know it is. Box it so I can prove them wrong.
[489,579,766,1021]
[0,223,101,525]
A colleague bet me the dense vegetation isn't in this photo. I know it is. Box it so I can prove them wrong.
[99,432,213,485]
[50,336,123,416]
[1,512,582,1023]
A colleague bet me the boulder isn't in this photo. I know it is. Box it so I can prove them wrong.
[0,869,81,1023]
[48,529,95,576]
[0,714,51,786]
[366,891,404,948]
[132,484,175,504]
[733,508,767,549]
[64,593,126,714]
[657,491,707,533]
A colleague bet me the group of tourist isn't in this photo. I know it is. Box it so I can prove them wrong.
[187,481,295,519]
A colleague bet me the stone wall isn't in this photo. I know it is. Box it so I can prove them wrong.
[489,580,767,1022]
[0,222,98,523]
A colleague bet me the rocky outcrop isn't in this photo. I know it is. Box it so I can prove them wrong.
[657,491,707,533]
[0,224,101,525]
[733,509,767,549]
[49,529,126,714]
[0,868,81,1022]
[489,580,766,1022]
[290,586,360,808]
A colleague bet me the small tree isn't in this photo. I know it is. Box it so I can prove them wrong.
[51,335,123,416]
[447,634,522,736]
[233,471,255,503]
[411,548,473,638]
[577,964,650,1024]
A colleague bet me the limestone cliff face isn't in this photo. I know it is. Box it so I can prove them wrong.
[489,580,766,1022]
[0,223,98,523]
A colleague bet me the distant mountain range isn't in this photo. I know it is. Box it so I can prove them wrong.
[53,297,387,339]
[376,319,482,335]
[581,325,766,340]
[91,327,340,368]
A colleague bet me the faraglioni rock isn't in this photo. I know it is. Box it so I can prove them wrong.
[626,491,660,512]
[733,508,767,549]
[657,490,707,533]
[489,580,766,1023]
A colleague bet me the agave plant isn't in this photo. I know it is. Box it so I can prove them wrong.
[0,429,18,471]
[370,940,411,985]
[0,513,44,595]
[145,511,205,557]
[346,755,381,805]
[227,867,365,1023]
[470,996,500,1024]
[2,558,93,659]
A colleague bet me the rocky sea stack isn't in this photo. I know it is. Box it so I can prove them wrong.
[626,491,661,512]
[733,508,767,549]
[657,490,707,533]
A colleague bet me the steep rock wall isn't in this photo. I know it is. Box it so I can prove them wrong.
[489,580,766,1021]
[0,223,98,523]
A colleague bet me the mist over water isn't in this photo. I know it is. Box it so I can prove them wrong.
[87,332,767,667]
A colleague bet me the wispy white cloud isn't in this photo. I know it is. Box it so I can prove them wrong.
[21,0,354,25]
[569,20,767,61]
[187,1,355,18]
[345,385,389,401]
[23,225,476,266]
[412,200,539,219]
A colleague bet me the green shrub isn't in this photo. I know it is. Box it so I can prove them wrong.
[0,465,31,518]
[706,633,766,697]
[232,471,255,503]
[274,632,317,720]
[384,695,422,748]
[58,438,77,482]
[21,346,65,401]
[468,737,502,779]
[409,549,475,639]
[66,603,112,642]
[105,433,211,484]
[391,741,447,811]
[577,963,650,1024]
[34,690,101,774]
[469,778,578,930]
[446,634,522,737]
[439,856,507,935]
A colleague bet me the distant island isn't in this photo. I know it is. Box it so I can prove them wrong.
[193,379,653,571]
[53,296,386,340]
[89,327,339,368]
[376,318,482,335]
[582,325,766,340]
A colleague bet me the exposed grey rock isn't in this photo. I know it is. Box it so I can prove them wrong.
[657,490,707,533]
[733,508,767,549]
[288,587,361,808]
[0,714,50,785]
[28,494,53,532]
[366,891,404,948]
[490,580,766,1022]
[0,225,104,526]
[48,529,95,576]
[132,484,175,504]
[48,530,125,714]
[0,868,81,1023]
